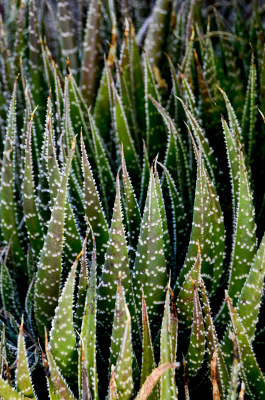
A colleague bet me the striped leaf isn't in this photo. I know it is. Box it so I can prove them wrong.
[160,286,178,399]
[175,145,224,297]
[130,22,146,134]
[0,378,26,400]
[141,289,159,400]
[153,163,172,273]
[45,331,76,400]
[80,0,101,107]
[57,0,78,76]
[50,259,78,388]
[45,96,82,273]
[121,144,141,266]
[226,292,265,399]
[23,108,43,259]
[97,175,136,357]
[115,305,134,400]
[80,234,98,400]
[112,85,141,189]
[222,232,265,367]
[89,110,115,222]
[185,285,205,377]
[200,281,229,399]
[132,167,167,334]
[156,162,187,284]
[1,260,20,318]
[109,274,128,372]
[216,141,257,327]
[0,78,27,279]
[144,53,167,161]
[75,235,89,331]
[241,50,257,165]
[81,132,109,273]
[144,0,172,68]
[93,19,116,145]
[177,97,217,184]
[175,243,201,341]
[16,317,36,399]
[139,141,150,214]
[34,137,76,339]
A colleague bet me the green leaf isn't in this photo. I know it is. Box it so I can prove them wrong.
[220,113,240,216]
[241,50,257,165]
[156,162,187,284]
[89,110,115,222]
[160,286,178,399]
[80,234,99,400]
[80,132,109,273]
[75,235,89,331]
[45,97,82,273]
[177,96,217,185]
[45,331,76,400]
[185,285,205,377]
[93,19,116,145]
[213,8,244,120]
[218,86,243,144]
[23,108,44,259]
[170,291,178,364]
[97,174,136,357]
[50,259,78,388]
[109,274,128,369]
[0,78,27,279]
[154,162,172,273]
[132,167,167,334]
[237,232,265,341]
[28,0,47,114]
[226,292,265,399]
[139,141,150,214]
[0,261,20,318]
[68,74,94,163]
[144,53,167,161]
[216,143,257,327]
[193,49,219,131]
[16,317,36,399]
[130,22,146,134]
[144,0,172,68]
[58,0,78,76]
[80,0,102,107]
[140,289,159,400]
[117,22,139,149]
[0,377,26,400]
[227,332,240,400]
[115,305,134,400]
[112,85,141,188]
[222,232,265,367]
[154,98,192,211]
[34,137,76,340]
[200,281,229,399]
[201,22,220,102]
[175,144,224,297]
[175,243,201,340]
[121,145,141,267]
[0,17,15,98]
[62,75,83,188]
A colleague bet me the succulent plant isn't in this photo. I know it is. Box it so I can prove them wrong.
[1,0,265,399]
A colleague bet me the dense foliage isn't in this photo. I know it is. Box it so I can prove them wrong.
[1,0,265,399]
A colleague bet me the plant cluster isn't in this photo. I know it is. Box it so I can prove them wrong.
[0,0,265,399]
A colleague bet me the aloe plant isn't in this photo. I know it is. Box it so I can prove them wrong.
[1,1,265,399]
